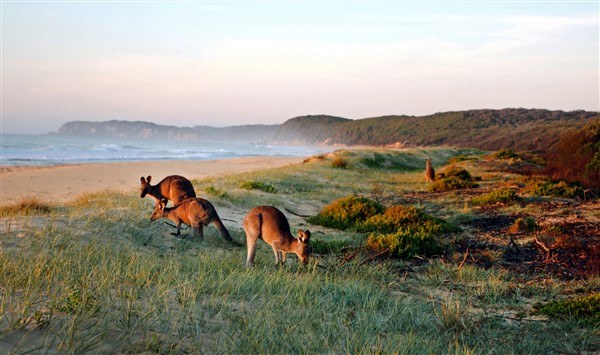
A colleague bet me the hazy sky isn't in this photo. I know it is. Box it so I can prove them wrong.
[1,1,599,134]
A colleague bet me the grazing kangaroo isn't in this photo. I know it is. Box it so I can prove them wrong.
[243,205,311,267]
[150,198,237,244]
[425,158,435,182]
[140,175,196,235]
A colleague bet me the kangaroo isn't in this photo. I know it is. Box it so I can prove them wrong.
[425,158,435,182]
[243,205,311,267]
[150,198,238,244]
[140,175,196,235]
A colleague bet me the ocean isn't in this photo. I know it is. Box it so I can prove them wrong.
[0,134,334,167]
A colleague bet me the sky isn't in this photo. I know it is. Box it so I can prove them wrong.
[1,1,599,134]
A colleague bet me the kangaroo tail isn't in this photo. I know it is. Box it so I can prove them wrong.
[213,217,243,246]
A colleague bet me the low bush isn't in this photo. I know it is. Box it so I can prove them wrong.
[508,217,538,234]
[358,205,429,234]
[331,156,349,169]
[535,293,600,326]
[446,154,475,165]
[429,166,479,192]
[307,195,384,230]
[494,148,519,159]
[471,189,519,206]
[204,185,229,199]
[239,180,277,193]
[309,197,447,259]
[365,222,442,258]
[526,179,583,199]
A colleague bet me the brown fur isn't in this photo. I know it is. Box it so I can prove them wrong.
[425,158,435,182]
[243,205,311,267]
[150,198,236,244]
[140,175,196,235]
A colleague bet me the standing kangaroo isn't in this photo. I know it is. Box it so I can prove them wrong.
[140,175,196,235]
[150,198,238,244]
[425,158,435,182]
[243,206,311,267]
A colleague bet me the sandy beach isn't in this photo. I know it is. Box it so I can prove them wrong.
[0,156,305,206]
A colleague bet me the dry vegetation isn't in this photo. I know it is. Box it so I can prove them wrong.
[1,145,598,353]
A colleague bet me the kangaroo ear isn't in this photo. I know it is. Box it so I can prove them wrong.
[140,176,146,183]
[158,199,167,210]
[303,230,311,241]
[147,175,152,183]
[298,230,311,242]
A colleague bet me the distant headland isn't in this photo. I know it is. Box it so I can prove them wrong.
[56,108,599,152]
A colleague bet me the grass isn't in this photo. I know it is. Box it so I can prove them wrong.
[0,195,53,217]
[1,147,598,353]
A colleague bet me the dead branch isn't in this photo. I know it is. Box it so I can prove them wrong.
[458,247,469,270]
[492,314,549,323]
[284,208,312,218]
[336,250,360,268]
[533,235,551,261]
[358,248,390,266]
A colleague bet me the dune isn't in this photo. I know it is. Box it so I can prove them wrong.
[0,156,305,206]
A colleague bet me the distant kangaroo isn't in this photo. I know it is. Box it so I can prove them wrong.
[150,198,238,244]
[140,175,196,235]
[425,158,435,182]
[243,206,311,267]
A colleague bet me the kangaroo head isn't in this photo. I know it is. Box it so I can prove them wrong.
[150,199,167,221]
[296,230,312,264]
[140,175,153,198]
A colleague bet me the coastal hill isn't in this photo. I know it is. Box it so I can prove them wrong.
[57,108,598,152]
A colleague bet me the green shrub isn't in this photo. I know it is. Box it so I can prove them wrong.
[471,189,519,206]
[205,185,229,199]
[494,149,519,159]
[55,288,99,315]
[360,153,388,169]
[307,195,384,230]
[446,154,475,165]
[359,205,429,234]
[535,293,600,326]
[527,179,582,198]
[239,180,277,193]
[331,156,349,169]
[366,221,442,258]
[309,197,451,259]
[508,217,538,234]
[429,167,479,192]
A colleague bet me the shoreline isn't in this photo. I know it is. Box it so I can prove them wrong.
[0,156,306,206]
